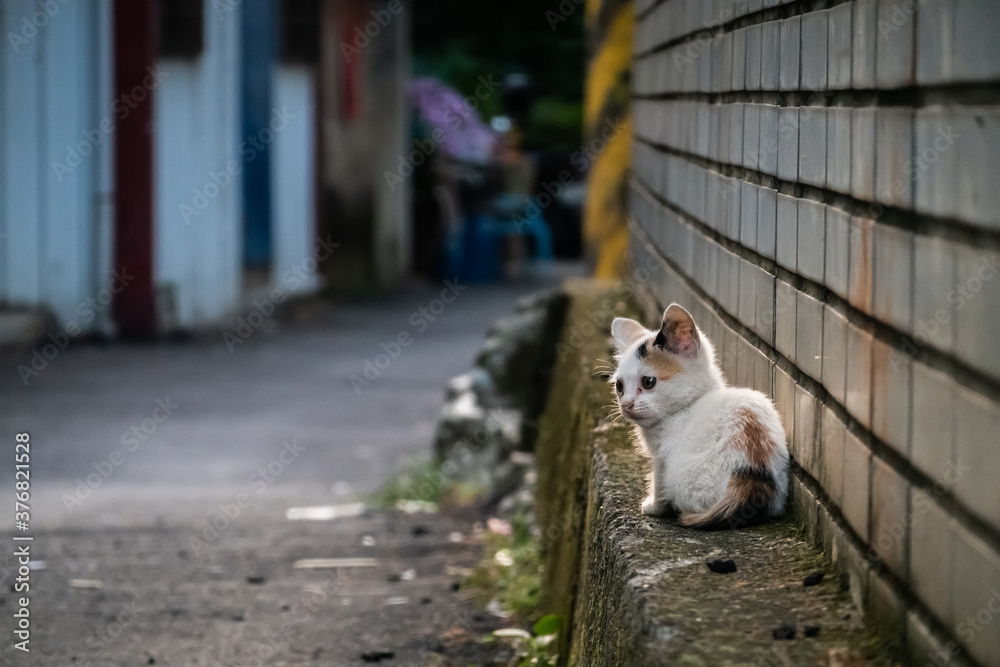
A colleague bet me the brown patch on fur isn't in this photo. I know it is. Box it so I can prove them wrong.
[645,344,683,380]
[735,407,775,469]
[679,467,777,529]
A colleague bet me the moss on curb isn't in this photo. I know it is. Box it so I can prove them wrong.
[533,280,896,666]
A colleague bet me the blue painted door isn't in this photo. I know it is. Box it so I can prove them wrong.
[240,0,277,270]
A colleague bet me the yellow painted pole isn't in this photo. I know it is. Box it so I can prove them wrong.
[583,0,633,279]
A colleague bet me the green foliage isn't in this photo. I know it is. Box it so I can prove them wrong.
[369,455,445,510]
[486,614,563,666]
[522,97,584,149]
[369,455,484,511]
[464,512,544,619]
[533,613,562,637]
[413,0,584,99]
[412,0,585,148]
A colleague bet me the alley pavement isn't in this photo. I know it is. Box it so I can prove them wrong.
[0,271,574,666]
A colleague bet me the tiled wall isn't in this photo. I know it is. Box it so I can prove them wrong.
[629,1,1000,665]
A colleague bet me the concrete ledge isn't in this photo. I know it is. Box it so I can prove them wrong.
[534,280,891,665]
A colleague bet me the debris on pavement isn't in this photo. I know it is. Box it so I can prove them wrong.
[359,649,395,662]
[803,571,825,587]
[292,557,379,569]
[706,559,737,574]
[285,502,366,521]
[395,499,439,514]
[487,517,512,535]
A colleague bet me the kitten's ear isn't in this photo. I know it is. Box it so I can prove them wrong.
[654,303,700,359]
[611,317,647,353]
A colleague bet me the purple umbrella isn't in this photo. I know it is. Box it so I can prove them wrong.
[408,77,498,163]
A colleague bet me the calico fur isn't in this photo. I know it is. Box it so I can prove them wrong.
[610,304,789,528]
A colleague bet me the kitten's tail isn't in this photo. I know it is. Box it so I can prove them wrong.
[679,466,777,530]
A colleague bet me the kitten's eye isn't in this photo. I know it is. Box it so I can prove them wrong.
[615,379,623,395]
[641,376,657,390]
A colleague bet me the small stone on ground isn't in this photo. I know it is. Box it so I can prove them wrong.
[705,558,737,574]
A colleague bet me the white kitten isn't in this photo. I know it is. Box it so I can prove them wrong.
[610,304,789,528]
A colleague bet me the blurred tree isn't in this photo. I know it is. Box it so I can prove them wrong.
[412,0,585,149]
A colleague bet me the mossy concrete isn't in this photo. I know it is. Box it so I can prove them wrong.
[534,280,893,666]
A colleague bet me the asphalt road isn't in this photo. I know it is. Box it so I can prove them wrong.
[0,273,570,665]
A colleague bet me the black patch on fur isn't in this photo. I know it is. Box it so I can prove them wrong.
[735,465,777,488]
[652,329,667,349]
[772,624,796,640]
[683,466,779,531]
[636,342,648,359]
[722,466,778,530]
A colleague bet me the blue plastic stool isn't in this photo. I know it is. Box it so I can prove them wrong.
[455,213,502,283]
[488,193,554,262]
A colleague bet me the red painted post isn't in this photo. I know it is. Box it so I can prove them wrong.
[112,0,157,337]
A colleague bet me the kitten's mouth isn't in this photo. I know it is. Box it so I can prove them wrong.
[622,407,660,426]
[622,406,644,422]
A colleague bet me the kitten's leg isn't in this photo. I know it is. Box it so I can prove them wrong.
[641,454,671,516]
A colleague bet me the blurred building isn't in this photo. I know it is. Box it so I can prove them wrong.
[319,0,410,292]
[0,0,410,337]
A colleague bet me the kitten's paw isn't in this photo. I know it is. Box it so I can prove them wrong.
[642,496,668,516]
